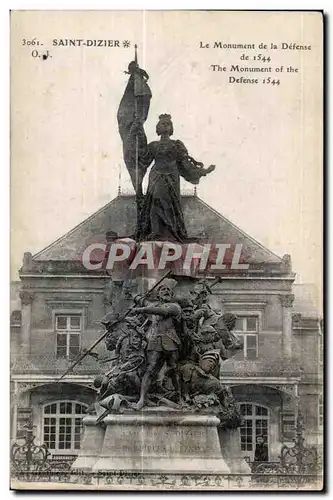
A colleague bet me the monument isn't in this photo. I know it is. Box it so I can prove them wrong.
[68,47,250,483]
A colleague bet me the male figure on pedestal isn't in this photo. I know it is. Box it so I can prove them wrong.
[93,315,146,400]
[181,282,243,372]
[133,278,183,410]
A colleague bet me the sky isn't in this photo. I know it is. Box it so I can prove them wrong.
[10,10,323,309]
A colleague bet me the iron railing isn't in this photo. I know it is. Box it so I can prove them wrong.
[10,411,322,489]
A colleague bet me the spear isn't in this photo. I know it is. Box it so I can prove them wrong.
[57,269,172,381]
[205,276,222,291]
[194,276,221,305]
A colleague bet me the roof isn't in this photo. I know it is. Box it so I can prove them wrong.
[32,194,283,266]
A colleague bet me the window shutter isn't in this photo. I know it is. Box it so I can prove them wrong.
[16,407,33,439]
[280,410,296,441]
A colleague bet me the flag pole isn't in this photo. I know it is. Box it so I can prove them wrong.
[133,43,142,237]
[134,44,139,196]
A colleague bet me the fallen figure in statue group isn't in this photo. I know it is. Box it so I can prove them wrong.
[93,348,242,430]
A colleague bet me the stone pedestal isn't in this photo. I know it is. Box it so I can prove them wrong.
[73,409,230,474]
[219,427,251,474]
[71,415,106,471]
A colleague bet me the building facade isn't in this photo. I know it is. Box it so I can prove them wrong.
[10,193,323,461]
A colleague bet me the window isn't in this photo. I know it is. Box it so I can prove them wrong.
[234,316,259,359]
[280,410,296,441]
[55,315,81,358]
[43,401,87,453]
[238,403,269,458]
[10,310,22,327]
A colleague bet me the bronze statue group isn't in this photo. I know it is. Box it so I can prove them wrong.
[93,277,243,429]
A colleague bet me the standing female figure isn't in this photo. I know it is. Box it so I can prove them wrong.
[134,114,215,242]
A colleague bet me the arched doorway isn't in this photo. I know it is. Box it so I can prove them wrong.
[238,403,270,461]
[42,401,88,454]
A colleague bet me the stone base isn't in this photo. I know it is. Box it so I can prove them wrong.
[72,409,230,474]
[219,428,251,474]
[71,415,105,471]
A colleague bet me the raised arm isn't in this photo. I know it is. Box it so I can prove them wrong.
[176,140,216,184]
[135,303,181,317]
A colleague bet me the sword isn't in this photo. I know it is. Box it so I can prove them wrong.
[57,269,172,381]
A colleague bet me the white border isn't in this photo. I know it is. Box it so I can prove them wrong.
[3,3,329,498]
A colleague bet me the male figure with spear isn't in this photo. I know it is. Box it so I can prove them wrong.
[133,277,183,410]
[58,270,171,381]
